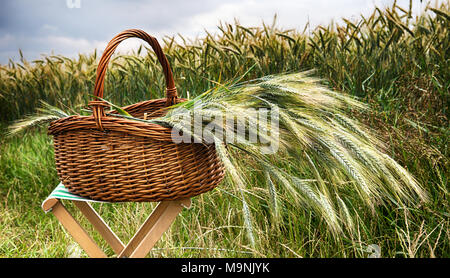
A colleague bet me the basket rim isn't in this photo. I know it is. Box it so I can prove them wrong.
[48,98,186,142]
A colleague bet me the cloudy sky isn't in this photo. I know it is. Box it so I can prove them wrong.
[0,0,437,64]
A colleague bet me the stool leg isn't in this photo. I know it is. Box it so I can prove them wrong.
[51,200,107,258]
[118,201,170,257]
[119,199,189,258]
[129,200,185,258]
[73,201,125,255]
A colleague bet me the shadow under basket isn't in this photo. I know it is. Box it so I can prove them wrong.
[48,29,225,202]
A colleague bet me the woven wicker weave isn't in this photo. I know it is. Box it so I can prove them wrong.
[48,29,225,202]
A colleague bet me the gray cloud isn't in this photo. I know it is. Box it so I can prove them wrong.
[0,0,226,37]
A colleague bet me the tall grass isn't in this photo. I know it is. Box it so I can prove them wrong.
[0,2,448,257]
[1,3,447,127]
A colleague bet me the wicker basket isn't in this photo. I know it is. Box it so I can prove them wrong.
[48,29,225,202]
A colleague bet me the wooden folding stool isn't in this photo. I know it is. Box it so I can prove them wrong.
[42,183,191,258]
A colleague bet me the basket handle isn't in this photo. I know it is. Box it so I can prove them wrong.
[90,29,177,130]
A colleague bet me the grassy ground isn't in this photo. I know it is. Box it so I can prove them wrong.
[0,2,448,257]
